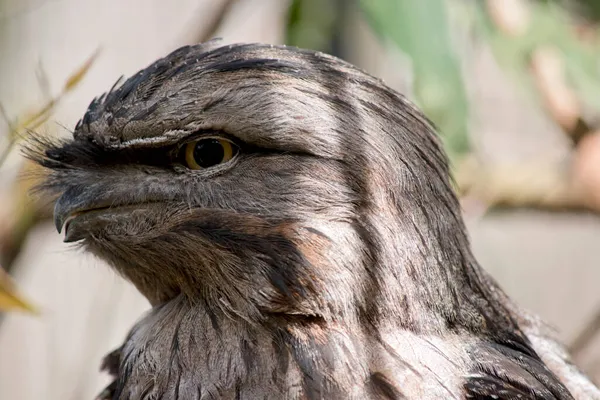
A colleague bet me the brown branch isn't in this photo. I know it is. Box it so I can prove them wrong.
[530,46,590,144]
[486,0,595,146]
[455,157,585,212]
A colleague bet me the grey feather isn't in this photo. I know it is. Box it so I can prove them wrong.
[26,42,599,399]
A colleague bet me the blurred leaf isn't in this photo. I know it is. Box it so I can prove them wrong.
[360,0,470,159]
[529,3,600,116]
[286,0,339,52]
[543,0,600,23]
[0,49,99,166]
[474,1,600,123]
[64,48,100,91]
[0,265,37,313]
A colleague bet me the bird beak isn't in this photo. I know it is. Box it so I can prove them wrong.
[53,190,138,242]
[53,193,78,234]
[53,190,107,241]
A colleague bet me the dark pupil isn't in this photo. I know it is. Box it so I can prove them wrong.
[193,139,224,168]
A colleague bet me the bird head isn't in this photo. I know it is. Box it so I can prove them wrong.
[29,42,478,329]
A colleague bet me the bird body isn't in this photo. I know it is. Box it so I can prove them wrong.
[30,41,600,399]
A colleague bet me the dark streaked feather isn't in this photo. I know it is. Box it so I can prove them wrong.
[27,42,595,399]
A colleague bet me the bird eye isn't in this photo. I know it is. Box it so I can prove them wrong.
[183,137,238,169]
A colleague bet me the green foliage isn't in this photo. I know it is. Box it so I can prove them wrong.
[285,0,600,164]
[475,1,600,113]
[286,0,339,53]
[358,0,470,161]
[546,0,600,22]
[287,0,471,161]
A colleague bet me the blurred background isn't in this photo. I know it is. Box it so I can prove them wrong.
[0,0,600,398]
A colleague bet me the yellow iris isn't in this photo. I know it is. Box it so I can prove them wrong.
[184,138,236,169]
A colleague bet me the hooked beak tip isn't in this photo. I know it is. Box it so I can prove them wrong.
[54,216,64,234]
[53,199,69,234]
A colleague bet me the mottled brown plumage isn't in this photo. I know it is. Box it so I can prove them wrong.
[29,41,600,399]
